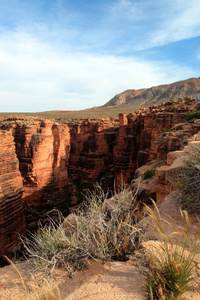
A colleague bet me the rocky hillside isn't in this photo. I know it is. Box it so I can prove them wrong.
[102,77,200,108]
[101,88,147,107]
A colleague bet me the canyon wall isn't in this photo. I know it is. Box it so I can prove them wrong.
[0,130,25,259]
[0,97,199,256]
[68,118,119,193]
[1,119,71,231]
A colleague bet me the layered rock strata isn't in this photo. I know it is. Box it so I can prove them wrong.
[1,120,70,205]
[68,118,119,193]
[1,119,71,231]
[0,130,25,259]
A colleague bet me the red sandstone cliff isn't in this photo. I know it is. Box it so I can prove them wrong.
[0,119,71,232]
[2,120,71,206]
[68,118,119,193]
[0,130,25,259]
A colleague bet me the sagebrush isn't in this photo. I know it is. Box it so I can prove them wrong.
[184,110,200,122]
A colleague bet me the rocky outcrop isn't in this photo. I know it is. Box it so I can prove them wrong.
[0,130,25,259]
[133,130,200,205]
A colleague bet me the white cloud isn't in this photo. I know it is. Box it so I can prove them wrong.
[0,30,195,112]
[138,0,200,49]
[1,0,200,55]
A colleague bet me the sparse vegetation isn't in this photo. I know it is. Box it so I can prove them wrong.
[162,128,176,137]
[21,185,146,275]
[184,110,200,122]
[142,169,155,180]
[145,202,200,300]
[169,102,176,108]
[0,106,138,123]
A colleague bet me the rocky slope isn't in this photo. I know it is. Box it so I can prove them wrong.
[102,77,200,108]
[101,88,147,107]
[0,97,200,257]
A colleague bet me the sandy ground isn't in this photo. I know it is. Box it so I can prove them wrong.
[0,258,147,299]
[1,195,200,299]
[58,259,146,300]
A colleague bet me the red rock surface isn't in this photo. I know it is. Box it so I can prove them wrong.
[0,130,25,258]
[9,120,71,206]
[0,119,71,233]
[68,118,118,191]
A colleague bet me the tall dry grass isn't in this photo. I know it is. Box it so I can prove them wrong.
[1,258,61,300]
[145,201,200,300]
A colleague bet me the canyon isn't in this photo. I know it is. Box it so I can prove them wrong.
[0,97,200,259]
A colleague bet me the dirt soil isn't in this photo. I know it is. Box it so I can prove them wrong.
[1,194,200,299]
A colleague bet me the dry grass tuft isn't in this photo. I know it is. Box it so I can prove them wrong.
[1,257,61,300]
[145,201,200,300]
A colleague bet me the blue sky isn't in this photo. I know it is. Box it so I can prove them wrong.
[0,0,200,112]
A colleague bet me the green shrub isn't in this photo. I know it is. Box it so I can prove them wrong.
[184,110,200,122]
[21,185,146,275]
[162,128,169,132]
[169,102,176,108]
[145,202,199,300]
[142,169,155,180]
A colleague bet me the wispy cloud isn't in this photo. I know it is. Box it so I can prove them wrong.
[138,0,200,50]
[1,0,199,53]
[0,30,193,112]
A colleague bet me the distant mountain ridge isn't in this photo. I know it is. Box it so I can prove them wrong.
[101,77,200,108]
